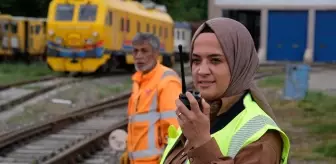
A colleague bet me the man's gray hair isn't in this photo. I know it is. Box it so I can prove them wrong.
[132,32,160,51]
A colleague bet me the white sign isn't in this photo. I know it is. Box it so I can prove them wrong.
[109,129,128,151]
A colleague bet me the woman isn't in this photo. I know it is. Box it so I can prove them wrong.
[159,18,290,164]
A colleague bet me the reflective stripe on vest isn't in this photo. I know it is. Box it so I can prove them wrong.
[128,70,180,160]
[227,115,277,158]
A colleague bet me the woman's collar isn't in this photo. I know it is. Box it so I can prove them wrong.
[217,91,247,116]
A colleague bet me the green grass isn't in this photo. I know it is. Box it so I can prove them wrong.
[257,66,283,73]
[296,91,336,158]
[258,74,285,88]
[258,73,336,162]
[265,87,336,162]
[0,62,59,85]
[314,141,336,158]
[298,91,336,117]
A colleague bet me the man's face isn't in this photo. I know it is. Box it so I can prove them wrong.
[132,41,158,72]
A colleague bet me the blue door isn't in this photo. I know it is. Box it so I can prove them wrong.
[267,11,308,61]
[314,11,336,62]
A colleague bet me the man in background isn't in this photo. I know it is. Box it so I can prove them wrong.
[120,32,182,164]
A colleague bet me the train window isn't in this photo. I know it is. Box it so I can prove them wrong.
[172,27,174,37]
[35,25,41,34]
[105,11,113,25]
[120,18,124,31]
[55,4,74,21]
[109,12,113,25]
[164,27,168,39]
[11,22,17,33]
[30,26,34,34]
[3,22,9,33]
[126,19,130,32]
[159,26,162,37]
[146,24,150,32]
[78,4,97,21]
[182,31,185,40]
[105,14,109,25]
[177,30,180,40]
[137,21,141,32]
[152,25,156,35]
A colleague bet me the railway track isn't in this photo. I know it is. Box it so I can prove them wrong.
[0,91,131,163]
[0,75,62,92]
[0,63,295,114]
[0,63,192,114]
[0,69,283,164]
[0,71,134,113]
[0,76,88,113]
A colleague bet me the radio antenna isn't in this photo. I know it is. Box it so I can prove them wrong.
[178,44,187,93]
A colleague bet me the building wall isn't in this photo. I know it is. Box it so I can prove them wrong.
[174,28,192,53]
[208,0,222,19]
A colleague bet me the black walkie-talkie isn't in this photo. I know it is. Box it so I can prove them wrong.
[178,44,203,111]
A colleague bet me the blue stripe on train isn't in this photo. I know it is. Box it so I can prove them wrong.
[47,42,104,58]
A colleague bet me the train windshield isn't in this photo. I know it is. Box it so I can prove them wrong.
[10,21,17,33]
[78,4,97,22]
[55,4,74,21]
[0,21,9,34]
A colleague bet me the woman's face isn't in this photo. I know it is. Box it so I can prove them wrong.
[191,33,231,101]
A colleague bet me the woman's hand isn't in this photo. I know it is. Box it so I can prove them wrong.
[175,91,212,148]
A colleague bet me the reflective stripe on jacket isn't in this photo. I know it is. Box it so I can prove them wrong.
[160,93,291,164]
[128,62,182,164]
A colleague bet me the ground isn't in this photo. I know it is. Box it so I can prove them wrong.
[0,61,190,134]
[3,62,335,163]
[308,69,336,96]
[257,68,336,164]
[0,62,134,134]
[0,74,133,134]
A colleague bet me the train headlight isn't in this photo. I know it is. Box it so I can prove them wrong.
[92,31,98,37]
[48,30,54,36]
[55,37,62,44]
[86,38,93,45]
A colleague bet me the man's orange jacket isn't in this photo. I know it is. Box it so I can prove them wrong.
[127,62,182,164]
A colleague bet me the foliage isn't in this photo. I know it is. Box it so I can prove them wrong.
[258,74,285,89]
[0,0,207,21]
[150,0,208,21]
[0,0,51,17]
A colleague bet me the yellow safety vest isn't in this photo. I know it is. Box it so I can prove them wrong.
[160,93,290,164]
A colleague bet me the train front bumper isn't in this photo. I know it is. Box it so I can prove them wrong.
[46,43,109,73]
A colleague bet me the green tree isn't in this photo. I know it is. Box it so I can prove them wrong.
[0,0,207,21]
[138,0,207,21]
[0,0,51,17]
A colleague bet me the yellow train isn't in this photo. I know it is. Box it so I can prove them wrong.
[46,0,175,73]
[0,14,47,61]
